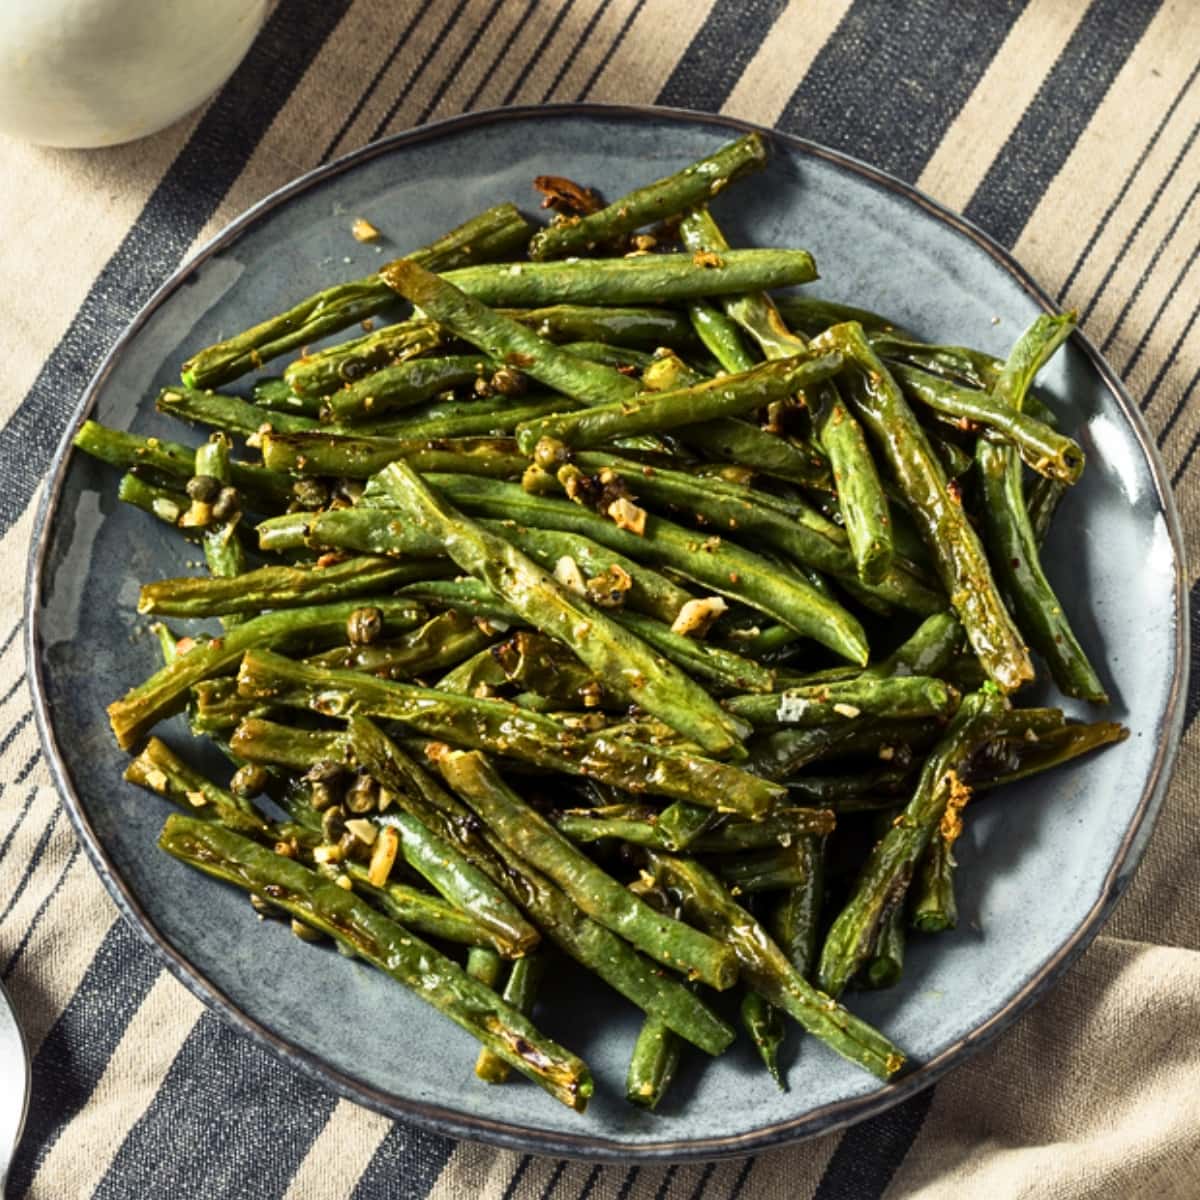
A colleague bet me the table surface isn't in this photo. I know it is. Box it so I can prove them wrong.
[1,3,1197,1198]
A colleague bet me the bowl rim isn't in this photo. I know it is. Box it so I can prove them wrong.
[24,101,1190,1162]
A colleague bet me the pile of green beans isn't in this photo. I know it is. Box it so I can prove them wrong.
[78,132,1127,1115]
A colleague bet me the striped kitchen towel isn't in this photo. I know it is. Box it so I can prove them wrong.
[2,2,1198,1197]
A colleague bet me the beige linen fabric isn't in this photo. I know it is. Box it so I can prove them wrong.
[0,2,1196,1197]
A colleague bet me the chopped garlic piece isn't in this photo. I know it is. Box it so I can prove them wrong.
[345,818,378,845]
[833,703,862,719]
[351,217,380,242]
[553,555,587,596]
[670,596,728,638]
[607,496,647,535]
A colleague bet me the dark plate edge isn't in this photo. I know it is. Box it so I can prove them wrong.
[23,101,1189,1163]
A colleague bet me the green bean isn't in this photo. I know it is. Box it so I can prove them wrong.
[191,436,247,624]
[768,836,824,976]
[1028,475,1067,547]
[323,355,494,424]
[310,609,495,679]
[725,676,958,728]
[342,865,511,951]
[911,826,958,933]
[775,296,904,339]
[383,258,642,410]
[680,207,894,586]
[157,386,321,436]
[465,946,504,987]
[687,297,758,373]
[747,718,941,783]
[740,988,785,1089]
[976,313,1106,703]
[375,461,748,757]
[284,319,441,397]
[403,249,820,310]
[817,690,1007,997]
[816,322,1033,693]
[138,557,447,618]
[73,420,292,512]
[893,363,1084,484]
[873,334,1003,391]
[252,376,308,411]
[553,807,835,850]
[159,814,591,1110]
[715,844,811,894]
[375,803,540,959]
[432,749,735,1055]
[507,304,700,350]
[235,649,783,815]
[107,597,426,750]
[118,473,189,526]
[626,1007,686,1110]
[863,903,906,988]
[646,852,905,1080]
[432,748,737,989]
[180,203,534,388]
[124,736,268,835]
[570,452,941,615]
[515,353,842,452]
[228,718,351,772]
[972,719,1128,790]
[476,952,547,1083]
[530,133,768,259]
[419,475,870,665]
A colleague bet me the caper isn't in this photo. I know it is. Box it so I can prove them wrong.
[211,486,241,520]
[521,463,557,495]
[306,759,345,784]
[491,366,527,396]
[292,478,329,510]
[344,773,379,814]
[307,780,337,811]
[230,763,269,798]
[347,606,383,646]
[338,829,372,862]
[321,804,346,844]
[533,436,569,471]
[186,474,221,502]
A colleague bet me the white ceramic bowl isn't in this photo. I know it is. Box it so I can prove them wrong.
[0,0,270,148]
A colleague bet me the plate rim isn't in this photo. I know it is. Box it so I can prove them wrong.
[24,101,1189,1162]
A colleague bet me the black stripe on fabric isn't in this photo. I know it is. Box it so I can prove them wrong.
[6,918,160,1198]
[656,0,787,113]
[811,1088,935,1200]
[540,0,616,103]
[576,1164,603,1200]
[0,779,39,865]
[1185,577,1200,727]
[2,842,81,978]
[502,1155,535,1200]
[726,1157,755,1200]
[1101,170,1200,356]
[348,1118,457,1200]
[0,617,23,656]
[0,708,32,758]
[539,1160,569,1200]
[91,1010,336,1200]
[613,1166,641,1200]
[1058,59,1200,302]
[414,0,512,125]
[775,0,1022,185]
[0,671,26,706]
[1154,304,1200,444]
[13,747,42,785]
[963,0,1161,248]
[501,0,580,105]
[0,804,59,928]
[1168,366,1200,487]
[0,0,350,541]
[1080,115,1200,325]
[461,0,538,111]
[368,0,475,141]
[653,1164,680,1200]
[578,0,648,100]
[1124,238,1200,400]
[686,1161,718,1200]
[320,8,430,162]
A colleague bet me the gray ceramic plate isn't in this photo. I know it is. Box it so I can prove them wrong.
[27,105,1187,1160]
